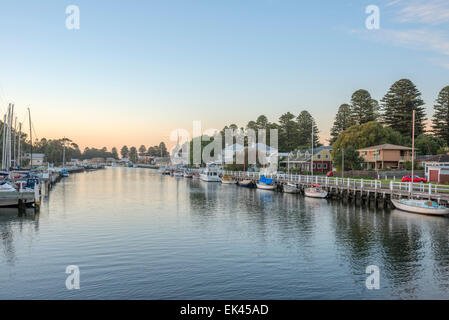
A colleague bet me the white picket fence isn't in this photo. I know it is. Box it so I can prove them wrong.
[221,171,449,195]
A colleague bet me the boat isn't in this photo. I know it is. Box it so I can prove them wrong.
[192,173,200,179]
[238,179,256,188]
[283,183,299,194]
[304,184,328,198]
[200,165,221,182]
[221,174,237,184]
[173,170,184,177]
[184,170,193,178]
[256,175,276,190]
[61,169,69,177]
[391,199,449,216]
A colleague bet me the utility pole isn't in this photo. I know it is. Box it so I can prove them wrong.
[411,110,416,179]
[342,148,344,179]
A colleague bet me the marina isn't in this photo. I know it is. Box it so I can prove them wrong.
[2,167,449,299]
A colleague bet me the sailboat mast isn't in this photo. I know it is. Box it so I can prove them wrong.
[1,112,7,169]
[18,123,22,168]
[62,138,66,168]
[28,107,33,169]
[311,124,314,177]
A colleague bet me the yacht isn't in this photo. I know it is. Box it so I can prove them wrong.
[200,165,221,182]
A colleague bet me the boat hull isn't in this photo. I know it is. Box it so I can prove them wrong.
[391,199,449,216]
[304,187,327,198]
[200,174,221,182]
[221,179,237,184]
[283,185,299,193]
[256,183,276,190]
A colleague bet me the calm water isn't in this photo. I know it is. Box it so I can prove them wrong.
[1,168,449,299]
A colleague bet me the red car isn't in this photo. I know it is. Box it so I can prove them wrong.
[326,171,334,177]
[402,175,427,183]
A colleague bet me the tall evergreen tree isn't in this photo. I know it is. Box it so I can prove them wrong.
[381,79,426,138]
[278,112,299,152]
[350,89,378,125]
[329,104,354,145]
[111,147,119,159]
[432,85,449,145]
[129,146,138,163]
[120,145,129,159]
[296,110,320,147]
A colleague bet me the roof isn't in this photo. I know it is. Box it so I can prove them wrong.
[358,144,412,151]
[422,154,449,163]
[282,146,332,163]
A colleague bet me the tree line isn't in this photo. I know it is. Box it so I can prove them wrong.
[119,142,169,163]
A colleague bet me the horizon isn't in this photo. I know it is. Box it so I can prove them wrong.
[1,0,448,150]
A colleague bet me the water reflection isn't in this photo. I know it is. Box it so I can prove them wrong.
[0,208,39,265]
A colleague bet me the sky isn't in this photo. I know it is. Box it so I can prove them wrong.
[0,0,448,150]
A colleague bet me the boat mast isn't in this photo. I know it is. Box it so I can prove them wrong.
[17,123,22,168]
[311,124,314,178]
[28,107,33,169]
[411,110,415,181]
[62,137,66,169]
[1,112,6,169]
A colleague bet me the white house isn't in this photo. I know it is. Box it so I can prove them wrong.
[23,153,45,166]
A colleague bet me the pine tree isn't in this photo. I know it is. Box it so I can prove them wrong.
[296,110,320,148]
[329,104,354,145]
[381,79,426,138]
[350,89,379,125]
[432,86,449,145]
[278,112,299,152]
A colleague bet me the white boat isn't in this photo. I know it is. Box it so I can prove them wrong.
[304,185,327,198]
[200,166,221,182]
[256,175,276,190]
[173,171,184,177]
[391,199,449,216]
[256,182,276,190]
[283,183,299,194]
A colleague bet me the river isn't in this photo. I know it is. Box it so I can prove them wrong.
[1,167,448,299]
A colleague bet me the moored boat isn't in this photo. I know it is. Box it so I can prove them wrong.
[283,183,299,194]
[391,199,449,216]
[221,174,237,184]
[256,175,276,190]
[304,184,327,198]
[238,179,255,188]
[200,165,221,182]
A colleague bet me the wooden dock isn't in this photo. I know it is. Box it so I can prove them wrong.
[222,171,449,207]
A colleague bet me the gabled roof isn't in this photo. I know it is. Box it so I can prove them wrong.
[422,154,449,163]
[358,144,412,151]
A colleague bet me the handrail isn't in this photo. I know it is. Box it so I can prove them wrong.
[220,170,449,195]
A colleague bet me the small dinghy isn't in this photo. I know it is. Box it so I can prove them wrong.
[283,183,299,194]
[238,179,256,188]
[221,175,237,184]
[304,184,327,198]
[391,199,449,216]
[256,175,276,190]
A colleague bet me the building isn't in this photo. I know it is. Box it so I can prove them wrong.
[358,144,412,170]
[280,146,332,172]
[22,153,45,166]
[423,154,449,183]
[221,143,278,165]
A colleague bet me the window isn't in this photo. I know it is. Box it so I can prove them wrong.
[318,164,322,169]
[317,155,321,159]
[324,163,327,169]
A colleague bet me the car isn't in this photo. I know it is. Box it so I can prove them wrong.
[402,175,427,183]
[326,171,334,177]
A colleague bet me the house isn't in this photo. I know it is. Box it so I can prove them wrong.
[22,153,45,166]
[422,154,449,183]
[221,143,278,165]
[280,146,332,172]
[357,144,413,170]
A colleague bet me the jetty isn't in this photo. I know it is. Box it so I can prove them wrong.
[222,171,449,207]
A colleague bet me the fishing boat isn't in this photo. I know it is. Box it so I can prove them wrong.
[256,175,276,190]
[221,174,237,184]
[283,183,299,194]
[200,165,221,182]
[238,179,256,188]
[391,199,449,216]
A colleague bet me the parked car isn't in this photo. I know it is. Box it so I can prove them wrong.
[402,175,427,183]
[326,171,334,177]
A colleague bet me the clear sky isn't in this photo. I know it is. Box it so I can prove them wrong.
[0,0,448,150]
